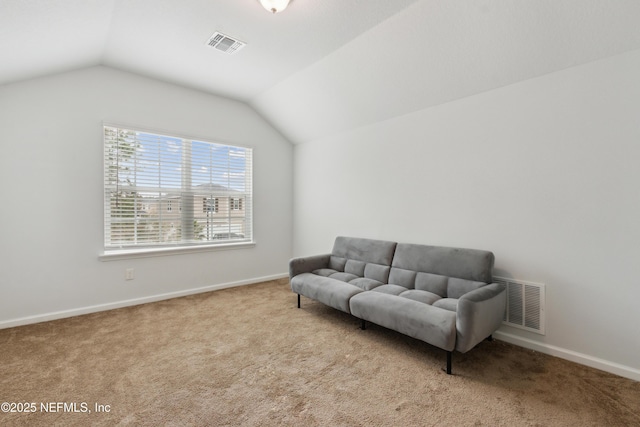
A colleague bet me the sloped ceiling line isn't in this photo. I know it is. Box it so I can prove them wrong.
[251,0,640,144]
[2,0,640,145]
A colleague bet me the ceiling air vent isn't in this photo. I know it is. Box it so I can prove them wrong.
[206,32,246,55]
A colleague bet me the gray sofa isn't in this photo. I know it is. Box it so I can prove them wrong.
[289,236,507,374]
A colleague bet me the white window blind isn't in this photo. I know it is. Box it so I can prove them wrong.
[103,125,253,250]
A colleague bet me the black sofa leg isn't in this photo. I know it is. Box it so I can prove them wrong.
[361,319,367,330]
[446,351,452,375]
[487,335,493,342]
[297,294,300,308]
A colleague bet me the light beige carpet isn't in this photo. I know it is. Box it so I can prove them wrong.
[1,279,639,426]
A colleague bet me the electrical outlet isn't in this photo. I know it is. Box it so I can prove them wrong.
[125,268,135,280]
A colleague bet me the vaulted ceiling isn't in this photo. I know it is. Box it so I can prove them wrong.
[3,0,640,144]
[0,0,419,99]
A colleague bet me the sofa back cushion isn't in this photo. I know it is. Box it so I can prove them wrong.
[392,243,494,283]
[415,272,448,296]
[328,256,347,271]
[364,263,392,283]
[389,243,494,297]
[387,268,417,289]
[328,236,397,283]
[332,236,397,264]
[344,259,366,276]
[447,277,487,299]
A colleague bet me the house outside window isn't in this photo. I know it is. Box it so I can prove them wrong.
[103,125,253,251]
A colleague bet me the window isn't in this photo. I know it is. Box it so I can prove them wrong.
[203,197,219,213]
[231,197,243,211]
[103,125,253,251]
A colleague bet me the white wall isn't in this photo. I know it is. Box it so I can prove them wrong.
[253,0,640,145]
[292,49,640,379]
[0,66,292,326]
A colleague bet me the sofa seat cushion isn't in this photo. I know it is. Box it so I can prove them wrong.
[291,273,362,313]
[371,284,407,296]
[349,292,457,351]
[349,277,385,291]
[311,268,360,283]
[313,268,339,277]
[433,298,458,312]
[399,289,441,305]
[327,272,360,282]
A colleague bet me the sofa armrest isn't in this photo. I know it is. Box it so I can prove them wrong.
[455,283,506,353]
[289,254,331,281]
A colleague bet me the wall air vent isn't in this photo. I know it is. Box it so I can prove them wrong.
[206,32,246,54]
[494,276,546,335]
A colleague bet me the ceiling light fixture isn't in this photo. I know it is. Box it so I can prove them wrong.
[259,0,290,14]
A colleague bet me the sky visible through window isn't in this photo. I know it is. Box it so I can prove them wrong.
[117,131,248,194]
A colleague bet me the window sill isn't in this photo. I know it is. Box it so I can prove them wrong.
[98,241,256,261]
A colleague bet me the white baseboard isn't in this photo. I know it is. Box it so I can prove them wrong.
[0,273,289,330]
[494,330,640,382]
